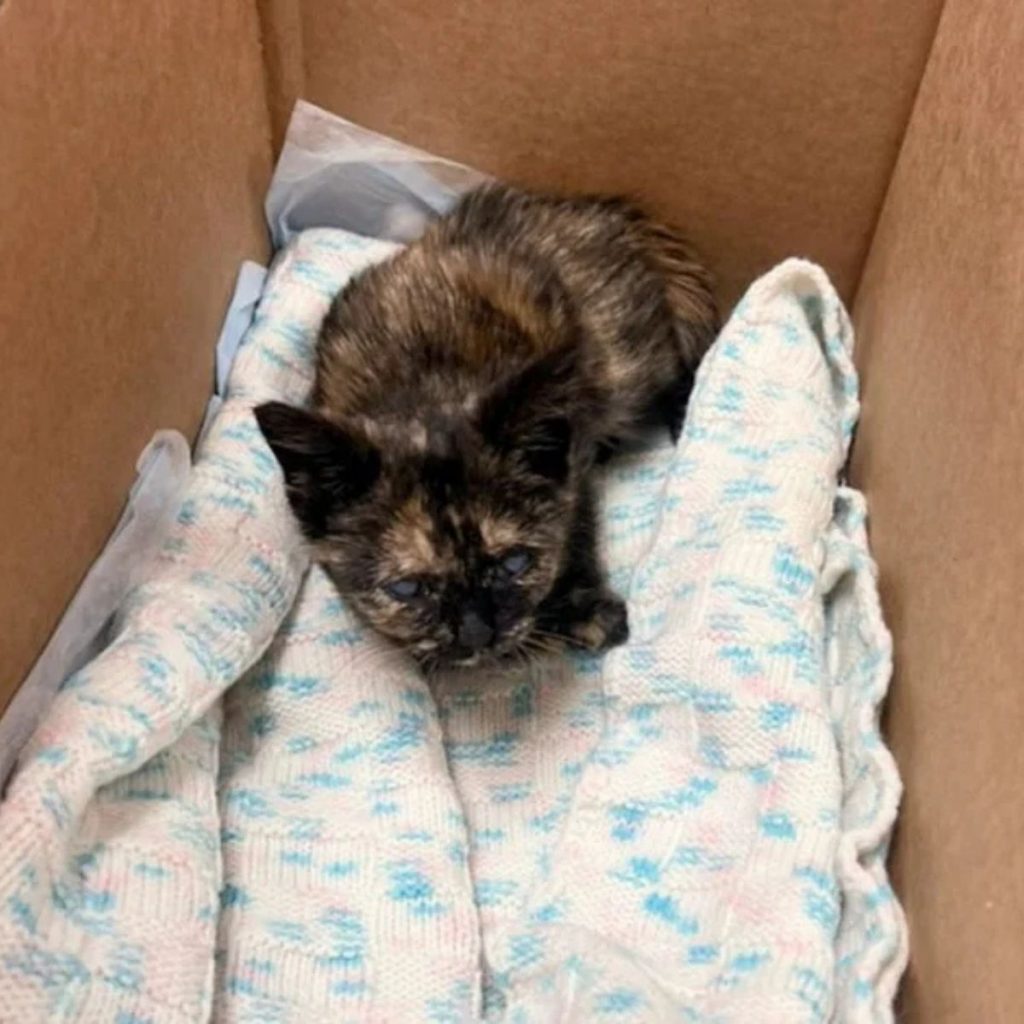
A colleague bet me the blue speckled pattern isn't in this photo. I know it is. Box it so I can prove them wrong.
[0,231,904,1022]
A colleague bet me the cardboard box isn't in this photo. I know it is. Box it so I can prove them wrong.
[1,1,1021,1018]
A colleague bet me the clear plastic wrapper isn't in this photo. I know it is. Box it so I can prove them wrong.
[266,100,488,249]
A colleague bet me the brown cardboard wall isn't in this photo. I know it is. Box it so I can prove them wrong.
[851,0,1024,1018]
[256,0,308,153]
[0,1,273,708]
[289,0,945,306]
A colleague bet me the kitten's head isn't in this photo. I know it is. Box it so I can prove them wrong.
[255,348,585,669]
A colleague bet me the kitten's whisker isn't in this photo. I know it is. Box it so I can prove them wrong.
[529,629,574,651]
[520,637,561,665]
[512,649,532,677]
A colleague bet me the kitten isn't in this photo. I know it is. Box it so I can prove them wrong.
[256,183,717,670]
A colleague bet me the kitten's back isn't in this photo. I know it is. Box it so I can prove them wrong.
[314,183,717,449]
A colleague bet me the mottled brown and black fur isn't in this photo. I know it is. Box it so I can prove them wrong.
[256,183,718,670]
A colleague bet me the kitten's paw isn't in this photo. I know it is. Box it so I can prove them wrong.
[569,592,630,651]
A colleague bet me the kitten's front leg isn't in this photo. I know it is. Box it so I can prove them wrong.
[549,584,629,652]
[534,480,629,653]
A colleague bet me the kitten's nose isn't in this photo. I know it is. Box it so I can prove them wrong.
[457,608,494,651]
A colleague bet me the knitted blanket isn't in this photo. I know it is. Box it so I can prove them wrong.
[0,230,905,1022]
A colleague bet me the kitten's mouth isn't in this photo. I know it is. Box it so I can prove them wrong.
[416,620,543,673]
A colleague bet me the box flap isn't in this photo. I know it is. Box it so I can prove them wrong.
[851,0,1024,1016]
[0,1,274,708]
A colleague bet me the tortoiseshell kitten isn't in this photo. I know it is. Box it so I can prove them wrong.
[256,183,717,670]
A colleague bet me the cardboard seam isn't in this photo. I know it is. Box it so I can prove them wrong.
[253,0,307,157]
[850,0,950,311]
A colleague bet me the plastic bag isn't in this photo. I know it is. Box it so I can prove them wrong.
[265,100,488,249]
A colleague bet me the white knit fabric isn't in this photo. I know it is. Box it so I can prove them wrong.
[0,230,905,1022]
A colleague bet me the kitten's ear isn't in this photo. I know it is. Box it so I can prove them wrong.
[254,401,380,538]
[480,346,577,482]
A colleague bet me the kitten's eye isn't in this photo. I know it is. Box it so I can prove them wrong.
[384,578,422,602]
[500,548,532,578]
